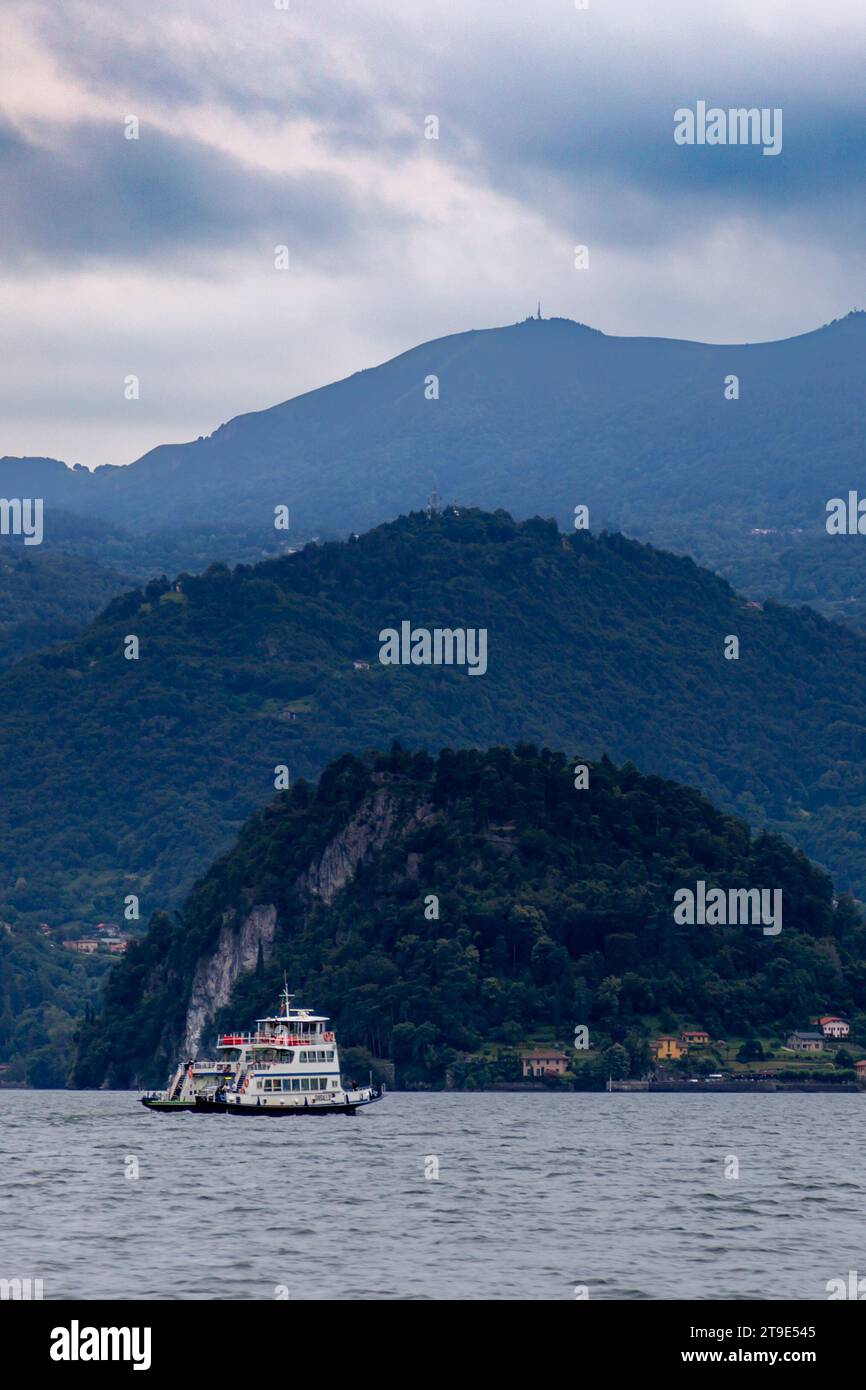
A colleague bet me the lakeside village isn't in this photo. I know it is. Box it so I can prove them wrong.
[1,914,863,1093]
[507,1016,866,1093]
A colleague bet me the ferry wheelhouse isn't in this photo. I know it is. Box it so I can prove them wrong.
[141,986,384,1116]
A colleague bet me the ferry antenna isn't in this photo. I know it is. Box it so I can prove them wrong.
[281,975,294,1018]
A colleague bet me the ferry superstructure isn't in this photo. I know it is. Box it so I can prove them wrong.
[140,986,384,1116]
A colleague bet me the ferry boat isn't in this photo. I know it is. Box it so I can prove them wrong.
[140,985,385,1116]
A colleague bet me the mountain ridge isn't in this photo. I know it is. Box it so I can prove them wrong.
[6,309,864,477]
[5,311,866,623]
[4,506,866,1081]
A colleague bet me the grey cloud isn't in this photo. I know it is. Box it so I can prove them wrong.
[34,0,866,256]
[30,0,406,145]
[0,117,389,268]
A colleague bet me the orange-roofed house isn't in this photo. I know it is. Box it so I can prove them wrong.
[522,1050,570,1078]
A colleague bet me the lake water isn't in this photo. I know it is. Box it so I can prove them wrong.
[2,1090,863,1300]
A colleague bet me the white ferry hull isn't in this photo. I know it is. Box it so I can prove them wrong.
[223,1089,383,1116]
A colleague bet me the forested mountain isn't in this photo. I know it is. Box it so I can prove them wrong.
[3,312,866,621]
[0,923,114,1088]
[1,502,866,961]
[0,548,127,670]
[72,745,866,1089]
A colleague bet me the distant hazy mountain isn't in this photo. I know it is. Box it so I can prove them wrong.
[5,312,866,619]
[0,505,316,583]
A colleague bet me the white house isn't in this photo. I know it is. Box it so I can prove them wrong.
[818,1016,850,1039]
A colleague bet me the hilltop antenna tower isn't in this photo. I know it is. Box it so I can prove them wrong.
[426,479,441,517]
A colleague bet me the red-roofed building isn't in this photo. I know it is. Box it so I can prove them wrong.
[818,1016,850,1039]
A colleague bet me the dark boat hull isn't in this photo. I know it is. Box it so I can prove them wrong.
[223,1093,384,1116]
[141,1095,383,1115]
[141,1096,229,1114]
[140,1098,197,1113]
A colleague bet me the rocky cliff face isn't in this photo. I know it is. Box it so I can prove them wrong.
[176,787,433,1057]
[298,787,410,903]
[181,904,278,1056]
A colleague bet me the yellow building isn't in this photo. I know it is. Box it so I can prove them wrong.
[655,1037,687,1060]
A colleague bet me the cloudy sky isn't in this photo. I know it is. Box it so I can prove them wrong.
[2,0,865,467]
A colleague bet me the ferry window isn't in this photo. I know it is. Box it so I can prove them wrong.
[291,1079,300,1091]
[300,1077,309,1090]
[326,1051,334,1062]
[299,1051,307,1063]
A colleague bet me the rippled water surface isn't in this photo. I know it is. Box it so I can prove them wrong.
[1,1090,863,1300]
